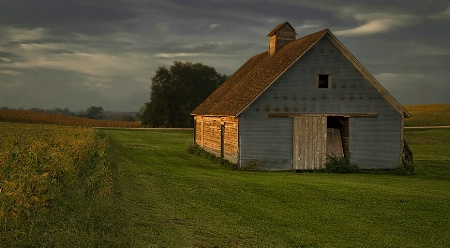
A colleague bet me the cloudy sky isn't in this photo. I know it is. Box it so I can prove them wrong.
[0,0,449,112]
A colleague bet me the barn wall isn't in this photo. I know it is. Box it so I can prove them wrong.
[239,112,292,170]
[349,114,402,168]
[194,116,239,163]
[240,36,403,169]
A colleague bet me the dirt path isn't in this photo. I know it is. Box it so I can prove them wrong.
[405,126,450,129]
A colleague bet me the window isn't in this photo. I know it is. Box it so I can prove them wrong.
[318,74,330,88]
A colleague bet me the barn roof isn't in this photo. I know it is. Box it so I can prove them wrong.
[191,28,411,118]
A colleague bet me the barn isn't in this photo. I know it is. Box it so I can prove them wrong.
[191,22,412,171]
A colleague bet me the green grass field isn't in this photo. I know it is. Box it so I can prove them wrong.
[101,128,450,247]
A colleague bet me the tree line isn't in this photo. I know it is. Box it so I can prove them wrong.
[0,106,136,122]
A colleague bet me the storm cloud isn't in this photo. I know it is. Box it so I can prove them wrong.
[1,0,449,111]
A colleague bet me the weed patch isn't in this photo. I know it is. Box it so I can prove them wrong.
[394,160,416,175]
[324,155,359,173]
[187,144,238,170]
[241,160,263,171]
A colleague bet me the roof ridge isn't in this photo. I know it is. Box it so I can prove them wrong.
[191,28,331,116]
[235,29,329,115]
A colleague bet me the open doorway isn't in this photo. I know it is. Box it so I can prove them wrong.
[326,116,349,158]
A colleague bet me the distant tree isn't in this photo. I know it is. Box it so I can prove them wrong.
[52,108,70,115]
[76,110,87,118]
[61,108,71,116]
[142,61,227,127]
[29,108,44,113]
[86,106,104,119]
[136,105,146,121]
[120,114,135,122]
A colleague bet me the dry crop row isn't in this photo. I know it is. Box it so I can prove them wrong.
[0,122,110,242]
[0,109,141,127]
[404,104,450,127]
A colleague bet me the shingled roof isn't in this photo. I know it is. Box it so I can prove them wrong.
[191,28,411,118]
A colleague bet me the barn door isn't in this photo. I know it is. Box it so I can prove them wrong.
[292,116,327,170]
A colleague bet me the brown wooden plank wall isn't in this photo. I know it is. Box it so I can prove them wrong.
[222,117,239,163]
[194,116,238,163]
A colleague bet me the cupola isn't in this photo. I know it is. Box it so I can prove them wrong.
[267,22,296,55]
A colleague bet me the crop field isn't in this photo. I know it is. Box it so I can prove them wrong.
[0,109,141,128]
[0,122,126,247]
[404,104,450,126]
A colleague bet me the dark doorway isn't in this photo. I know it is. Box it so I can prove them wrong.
[327,116,349,157]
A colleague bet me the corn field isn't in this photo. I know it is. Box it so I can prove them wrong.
[0,122,114,245]
[0,109,141,128]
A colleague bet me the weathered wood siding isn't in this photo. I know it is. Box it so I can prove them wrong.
[194,116,238,163]
[293,116,327,170]
[240,36,403,169]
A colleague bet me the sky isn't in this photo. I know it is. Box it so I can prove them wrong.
[0,0,449,112]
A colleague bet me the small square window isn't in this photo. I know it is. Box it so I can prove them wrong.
[318,74,330,88]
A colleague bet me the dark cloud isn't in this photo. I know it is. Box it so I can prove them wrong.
[0,51,21,62]
[0,0,449,111]
[0,0,137,34]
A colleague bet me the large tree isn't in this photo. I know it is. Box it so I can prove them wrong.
[141,61,227,127]
[86,106,104,119]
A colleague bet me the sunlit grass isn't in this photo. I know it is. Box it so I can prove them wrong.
[405,128,450,161]
[102,128,450,247]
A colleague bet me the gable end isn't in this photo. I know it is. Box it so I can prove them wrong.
[324,33,411,118]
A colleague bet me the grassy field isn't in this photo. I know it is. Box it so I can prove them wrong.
[404,104,450,126]
[102,128,450,247]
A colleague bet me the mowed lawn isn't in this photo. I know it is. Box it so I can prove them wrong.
[102,128,450,247]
